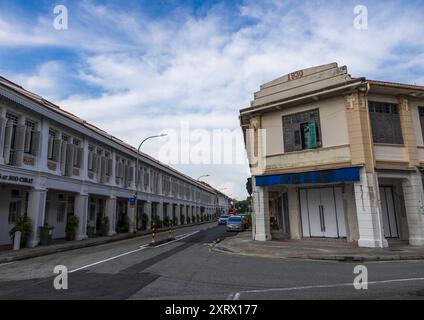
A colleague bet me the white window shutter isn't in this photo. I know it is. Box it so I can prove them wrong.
[3,120,13,164]
[52,139,62,162]
[60,141,67,174]
[30,131,41,156]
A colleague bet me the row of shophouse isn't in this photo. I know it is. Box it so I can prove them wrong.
[0,75,231,248]
[241,63,424,248]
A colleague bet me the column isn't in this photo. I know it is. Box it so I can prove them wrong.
[0,108,8,165]
[158,202,164,221]
[252,178,271,241]
[27,189,47,248]
[174,204,180,225]
[355,168,388,248]
[403,171,424,246]
[145,201,152,227]
[128,199,135,233]
[75,194,88,240]
[105,196,117,236]
[288,188,301,240]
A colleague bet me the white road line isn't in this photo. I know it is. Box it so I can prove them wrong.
[69,245,149,273]
[147,231,200,249]
[231,276,424,299]
[0,262,15,267]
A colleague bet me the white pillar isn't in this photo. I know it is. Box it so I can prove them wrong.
[355,169,388,248]
[74,194,88,240]
[145,201,152,227]
[27,189,47,248]
[105,197,117,236]
[158,202,164,220]
[128,199,135,233]
[403,171,424,246]
[252,181,271,241]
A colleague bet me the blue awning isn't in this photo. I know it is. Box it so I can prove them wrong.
[255,167,361,187]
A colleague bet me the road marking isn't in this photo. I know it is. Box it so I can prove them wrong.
[228,276,424,299]
[69,245,149,273]
[146,231,199,249]
[0,262,15,267]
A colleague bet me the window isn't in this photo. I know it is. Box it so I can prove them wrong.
[48,130,56,160]
[418,107,424,142]
[62,135,69,142]
[73,139,81,167]
[8,201,21,224]
[283,109,322,153]
[24,120,36,154]
[369,101,403,144]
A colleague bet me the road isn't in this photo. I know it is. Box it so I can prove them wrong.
[1,222,424,300]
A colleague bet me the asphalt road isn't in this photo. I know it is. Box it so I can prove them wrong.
[1,222,424,300]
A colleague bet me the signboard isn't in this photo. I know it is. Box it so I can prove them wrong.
[129,197,136,209]
[0,172,34,185]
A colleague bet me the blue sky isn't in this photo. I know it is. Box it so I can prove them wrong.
[1,0,424,199]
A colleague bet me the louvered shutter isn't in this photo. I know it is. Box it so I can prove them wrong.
[24,126,31,153]
[65,143,74,176]
[92,153,98,172]
[0,118,5,154]
[3,120,13,164]
[52,139,62,162]
[100,156,107,183]
[15,125,26,166]
[76,147,83,168]
[60,141,68,174]
[107,158,113,176]
[30,131,41,156]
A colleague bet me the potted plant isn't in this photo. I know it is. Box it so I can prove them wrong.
[100,216,110,236]
[180,213,185,225]
[39,221,54,245]
[186,216,191,224]
[163,216,170,228]
[116,215,130,233]
[87,222,95,238]
[66,215,79,241]
[9,215,32,248]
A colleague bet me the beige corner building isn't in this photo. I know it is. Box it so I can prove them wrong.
[240,63,424,248]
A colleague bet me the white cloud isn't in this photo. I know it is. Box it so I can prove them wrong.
[2,0,424,198]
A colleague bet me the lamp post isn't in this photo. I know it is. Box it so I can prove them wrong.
[197,174,210,181]
[133,133,167,234]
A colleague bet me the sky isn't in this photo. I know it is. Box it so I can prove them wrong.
[1,0,424,199]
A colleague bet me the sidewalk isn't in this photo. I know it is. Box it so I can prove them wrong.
[0,221,213,264]
[214,232,424,262]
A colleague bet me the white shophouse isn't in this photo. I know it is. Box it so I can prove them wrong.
[0,76,228,248]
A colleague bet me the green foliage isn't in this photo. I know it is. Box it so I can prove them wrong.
[270,216,279,230]
[117,215,129,233]
[235,196,252,213]
[163,216,171,228]
[186,216,191,224]
[9,215,32,248]
[66,215,79,240]
[244,214,252,229]
[100,216,110,236]
[180,213,185,225]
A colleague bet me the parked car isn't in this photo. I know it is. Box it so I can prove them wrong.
[226,215,244,232]
[218,215,230,225]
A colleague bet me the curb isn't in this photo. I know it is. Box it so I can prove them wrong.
[0,221,215,264]
[214,244,424,262]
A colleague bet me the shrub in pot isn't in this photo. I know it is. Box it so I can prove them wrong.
[100,216,110,236]
[117,215,129,233]
[87,223,95,238]
[66,215,79,241]
[163,216,171,228]
[180,213,185,225]
[186,216,191,224]
[9,215,32,248]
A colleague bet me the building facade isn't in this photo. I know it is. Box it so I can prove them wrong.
[240,63,424,248]
[0,76,230,247]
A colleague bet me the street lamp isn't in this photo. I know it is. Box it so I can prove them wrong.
[197,174,210,181]
[133,133,167,233]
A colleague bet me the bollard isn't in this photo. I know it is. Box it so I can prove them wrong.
[151,223,156,243]
[13,231,22,251]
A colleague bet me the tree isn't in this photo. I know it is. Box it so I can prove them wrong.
[234,196,252,213]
